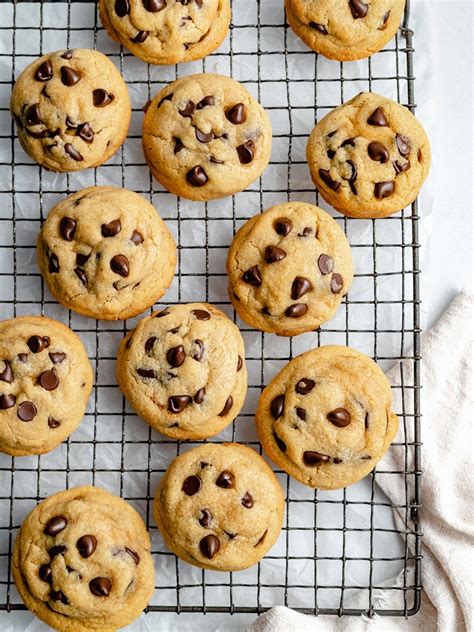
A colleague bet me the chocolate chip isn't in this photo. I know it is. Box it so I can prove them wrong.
[361,454,372,460]
[0,394,16,409]
[349,0,368,18]
[298,227,313,237]
[242,492,254,508]
[296,407,307,421]
[93,89,114,107]
[242,265,262,286]
[59,217,76,241]
[125,547,140,564]
[155,308,170,318]
[182,475,201,496]
[195,128,214,143]
[27,335,50,353]
[49,545,67,557]
[132,30,148,43]
[101,219,122,238]
[309,22,328,34]
[368,141,389,163]
[179,100,196,117]
[49,352,66,364]
[291,276,312,300]
[327,149,335,159]
[261,306,270,316]
[35,60,53,82]
[145,337,156,354]
[18,354,28,363]
[61,50,73,60]
[200,534,220,559]
[285,303,308,318]
[264,245,286,263]
[74,268,88,286]
[374,181,395,199]
[60,66,81,86]
[77,122,94,143]
[273,217,293,236]
[396,134,411,156]
[137,368,156,378]
[318,254,334,275]
[143,0,165,11]
[319,169,340,191]
[187,165,208,187]
[330,273,344,294]
[270,394,285,419]
[197,96,215,109]
[168,395,192,413]
[295,378,315,395]
[51,590,69,604]
[417,148,422,162]
[274,432,287,452]
[199,509,212,528]
[48,417,61,429]
[333,457,343,464]
[192,309,210,320]
[194,387,206,404]
[26,104,41,126]
[110,254,129,277]
[210,156,224,164]
[237,356,243,372]
[225,103,246,125]
[237,140,255,164]
[216,470,234,489]
[89,577,112,597]
[367,107,388,126]
[44,515,67,536]
[39,564,52,583]
[64,143,83,162]
[341,137,356,148]
[380,10,391,28]
[76,253,90,267]
[38,369,59,391]
[327,408,351,427]
[0,361,13,384]
[131,230,144,245]
[218,395,233,417]
[17,400,37,421]
[303,451,330,466]
[76,535,97,558]
[49,254,59,273]
[394,159,410,175]
[346,160,357,183]
[192,339,204,362]
[167,345,185,368]
[115,0,130,15]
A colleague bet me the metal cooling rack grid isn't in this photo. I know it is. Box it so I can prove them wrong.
[0,0,421,619]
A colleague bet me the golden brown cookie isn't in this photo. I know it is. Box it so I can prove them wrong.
[99,0,231,65]
[10,49,131,172]
[306,92,431,218]
[0,316,92,457]
[12,486,155,632]
[154,443,284,571]
[37,187,176,321]
[256,346,398,489]
[227,202,354,336]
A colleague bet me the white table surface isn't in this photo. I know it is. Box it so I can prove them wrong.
[1,1,472,631]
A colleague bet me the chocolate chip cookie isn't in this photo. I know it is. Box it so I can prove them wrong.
[256,345,398,489]
[142,73,272,201]
[12,486,155,632]
[37,186,176,321]
[227,202,354,337]
[10,49,131,172]
[0,316,93,457]
[154,443,284,571]
[286,0,406,61]
[306,92,431,218]
[116,303,247,440]
[99,0,231,65]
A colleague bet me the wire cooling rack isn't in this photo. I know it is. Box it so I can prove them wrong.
[0,0,421,621]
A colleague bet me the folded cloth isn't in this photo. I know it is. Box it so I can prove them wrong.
[248,292,473,632]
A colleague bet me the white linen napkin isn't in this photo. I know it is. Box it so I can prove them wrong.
[248,292,474,632]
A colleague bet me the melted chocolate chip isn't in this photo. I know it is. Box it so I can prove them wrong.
[374,181,395,199]
[49,545,67,557]
[48,416,61,429]
[274,217,293,236]
[265,245,286,263]
[49,254,59,273]
[218,395,233,417]
[380,10,391,29]
[0,394,16,410]
[65,143,83,162]
[298,227,313,237]
[319,169,340,191]
[101,219,122,237]
[44,515,67,536]
[26,104,41,126]
[110,254,129,277]
[291,277,313,300]
[168,395,192,413]
[309,22,328,34]
[39,564,52,583]
[242,492,254,508]
[182,475,201,496]
[226,103,246,124]
[47,352,65,365]
[327,408,351,427]
[38,369,59,391]
[296,407,307,421]
[194,387,206,404]
[303,451,330,466]
[60,66,81,86]
[199,508,212,528]
[125,547,140,564]
[89,577,112,597]
[349,0,368,19]
[295,378,315,395]
[61,50,73,60]
[242,265,262,286]
[192,309,210,320]
[197,96,215,109]
[93,89,114,107]
[167,345,186,368]
[346,160,357,183]
[237,356,243,372]
[195,128,214,143]
[394,159,410,175]
[396,134,411,156]
[145,337,156,354]
[270,394,285,419]
[192,339,204,361]
[35,60,53,82]
[51,590,69,604]
[367,107,389,127]
[179,100,196,117]
[74,267,88,286]
[174,137,184,153]
[187,165,208,187]
[327,149,336,159]
[59,217,76,241]
[200,534,220,559]
[137,368,156,379]
[318,254,334,275]
[341,137,356,148]
[131,230,144,245]
[237,140,255,164]
[0,361,13,384]
[143,0,165,11]
[27,335,50,353]
[216,470,234,489]
[285,303,308,318]
[330,273,344,294]
[18,354,28,363]
[368,141,389,163]
[131,31,149,43]
[274,432,287,452]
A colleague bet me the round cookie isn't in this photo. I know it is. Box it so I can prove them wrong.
[10,49,131,172]
[37,186,176,321]
[0,316,93,457]
[227,202,354,337]
[116,303,247,440]
[142,73,272,201]
[154,443,284,571]
[256,346,398,490]
[99,0,231,65]
[12,486,155,632]
[285,0,406,61]
[306,92,431,218]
